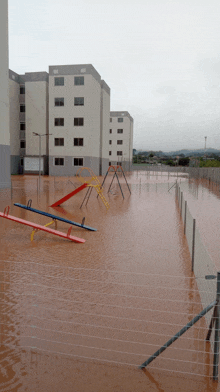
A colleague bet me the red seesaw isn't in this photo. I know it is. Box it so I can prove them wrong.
[0,206,85,243]
[50,183,88,207]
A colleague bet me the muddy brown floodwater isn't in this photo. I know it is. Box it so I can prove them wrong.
[0,171,220,392]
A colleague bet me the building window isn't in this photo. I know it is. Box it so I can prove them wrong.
[74,76,84,85]
[109,129,112,134]
[109,162,111,166]
[109,140,112,145]
[110,118,112,122]
[74,97,84,106]
[73,158,84,166]
[54,157,64,166]
[20,158,24,166]
[74,118,84,126]
[117,129,123,134]
[55,77,64,86]
[20,105,25,112]
[55,118,64,126]
[54,138,64,146]
[20,86,25,94]
[117,140,123,145]
[109,151,112,156]
[55,98,64,106]
[20,123,25,131]
[74,138,84,146]
[118,118,123,122]
[117,151,122,156]
[20,140,26,149]
[117,162,122,166]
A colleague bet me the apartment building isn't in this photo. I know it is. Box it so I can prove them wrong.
[7,63,133,177]
[109,111,133,171]
[49,64,110,176]
[0,0,11,189]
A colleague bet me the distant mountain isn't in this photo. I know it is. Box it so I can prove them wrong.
[165,148,220,157]
[134,148,220,157]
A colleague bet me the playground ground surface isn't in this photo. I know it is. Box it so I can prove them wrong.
[0,171,220,392]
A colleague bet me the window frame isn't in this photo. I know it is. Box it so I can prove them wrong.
[117,129,123,134]
[74,118,84,126]
[73,157,84,166]
[74,97,84,106]
[54,157,65,166]
[73,138,84,146]
[54,138,64,146]
[20,85,25,94]
[20,105,25,113]
[109,140,112,145]
[109,151,112,156]
[109,129,112,134]
[54,77,64,86]
[20,140,26,149]
[117,140,123,145]
[117,151,123,156]
[74,76,84,86]
[118,118,123,122]
[54,118,64,126]
[55,98,64,107]
[20,122,26,131]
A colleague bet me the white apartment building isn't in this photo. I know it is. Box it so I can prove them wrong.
[7,63,133,177]
[108,111,133,172]
[49,64,110,176]
[0,0,11,189]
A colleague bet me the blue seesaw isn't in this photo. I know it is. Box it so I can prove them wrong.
[14,201,97,232]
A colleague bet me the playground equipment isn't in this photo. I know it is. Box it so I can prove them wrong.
[0,206,85,243]
[14,201,97,231]
[50,183,87,207]
[76,167,109,210]
[98,165,131,199]
[50,167,109,210]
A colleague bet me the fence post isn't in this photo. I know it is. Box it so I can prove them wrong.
[184,201,187,235]
[192,219,196,272]
[213,272,220,380]
[180,192,183,217]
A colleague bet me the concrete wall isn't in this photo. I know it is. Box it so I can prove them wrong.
[0,0,10,188]
[25,80,48,157]
[9,76,20,174]
[100,80,110,175]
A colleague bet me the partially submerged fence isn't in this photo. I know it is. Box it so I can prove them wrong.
[175,182,220,375]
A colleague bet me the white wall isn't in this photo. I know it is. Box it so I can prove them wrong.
[25,81,48,156]
[0,0,10,146]
[9,79,20,155]
[49,73,101,159]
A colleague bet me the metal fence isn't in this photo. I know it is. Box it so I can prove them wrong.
[176,183,217,353]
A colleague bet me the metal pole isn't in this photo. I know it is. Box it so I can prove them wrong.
[180,192,183,217]
[213,272,220,380]
[139,300,216,369]
[192,219,196,272]
[184,200,187,235]
[39,135,41,191]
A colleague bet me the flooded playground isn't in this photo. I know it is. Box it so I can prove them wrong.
[0,170,220,392]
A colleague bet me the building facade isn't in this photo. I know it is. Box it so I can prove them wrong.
[0,0,11,189]
[109,111,133,172]
[48,64,110,176]
[9,71,49,175]
[8,64,133,177]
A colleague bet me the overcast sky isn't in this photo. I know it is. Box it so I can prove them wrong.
[8,0,220,152]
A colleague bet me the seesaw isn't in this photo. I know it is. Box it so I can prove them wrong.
[0,206,85,243]
[14,201,97,231]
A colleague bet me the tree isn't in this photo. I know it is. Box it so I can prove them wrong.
[178,157,190,166]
